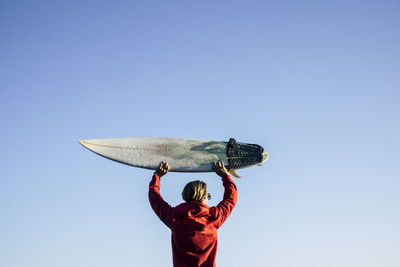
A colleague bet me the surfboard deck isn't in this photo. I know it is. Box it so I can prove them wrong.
[79,137,268,174]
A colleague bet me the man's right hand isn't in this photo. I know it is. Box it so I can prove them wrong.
[155,161,170,177]
[213,160,229,177]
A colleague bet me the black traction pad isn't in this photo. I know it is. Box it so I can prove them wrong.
[226,138,264,169]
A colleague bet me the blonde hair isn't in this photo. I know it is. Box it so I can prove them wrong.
[182,180,207,202]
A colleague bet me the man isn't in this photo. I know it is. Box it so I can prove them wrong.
[149,160,237,267]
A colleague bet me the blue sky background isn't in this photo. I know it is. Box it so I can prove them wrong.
[1,1,399,266]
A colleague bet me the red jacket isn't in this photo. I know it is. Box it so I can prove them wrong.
[149,173,237,267]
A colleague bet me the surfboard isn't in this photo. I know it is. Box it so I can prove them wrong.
[78,137,268,177]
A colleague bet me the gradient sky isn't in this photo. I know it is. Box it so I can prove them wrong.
[1,1,399,267]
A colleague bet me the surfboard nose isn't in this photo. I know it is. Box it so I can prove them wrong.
[78,140,86,145]
[78,140,90,148]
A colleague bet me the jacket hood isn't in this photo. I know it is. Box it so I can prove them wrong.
[174,202,210,218]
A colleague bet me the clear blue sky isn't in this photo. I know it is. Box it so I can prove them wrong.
[1,1,399,266]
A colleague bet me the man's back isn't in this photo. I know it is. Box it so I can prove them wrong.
[148,161,237,267]
[171,202,219,267]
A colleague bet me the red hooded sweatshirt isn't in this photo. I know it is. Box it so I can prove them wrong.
[149,173,237,267]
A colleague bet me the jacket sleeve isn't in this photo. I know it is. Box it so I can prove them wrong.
[148,174,173,228]
[213,174,237,228]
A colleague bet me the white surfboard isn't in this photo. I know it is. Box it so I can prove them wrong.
[79,137,268,176]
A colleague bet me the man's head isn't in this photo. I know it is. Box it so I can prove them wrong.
[182,180,210,205]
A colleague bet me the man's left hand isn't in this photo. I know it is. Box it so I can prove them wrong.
[155,161,170,177]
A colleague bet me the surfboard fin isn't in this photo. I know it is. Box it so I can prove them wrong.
[228,169,241,178]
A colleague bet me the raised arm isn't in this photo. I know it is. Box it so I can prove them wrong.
[148,161,173,228]
[212,161,238,228]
